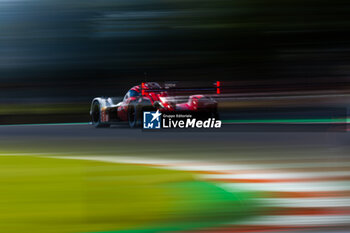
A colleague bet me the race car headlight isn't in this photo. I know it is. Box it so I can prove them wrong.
[153,101,165,109]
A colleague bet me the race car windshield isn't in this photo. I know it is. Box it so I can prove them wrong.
[129,90,140,97]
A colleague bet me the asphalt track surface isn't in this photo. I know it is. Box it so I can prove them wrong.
[0,122,348,140]
[0,119,347,147]
[1,124,350,233]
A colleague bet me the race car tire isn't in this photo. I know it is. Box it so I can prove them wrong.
[91,101,110,128]
[211,110,220,120]
[128,102,140,128]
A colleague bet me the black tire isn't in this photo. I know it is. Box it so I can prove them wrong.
[128,103,140,128]
[91,101,110,128]
[213,112,220,120]
[211,110,220,120]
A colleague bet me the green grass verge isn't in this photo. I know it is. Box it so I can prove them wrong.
[0,156,260,233]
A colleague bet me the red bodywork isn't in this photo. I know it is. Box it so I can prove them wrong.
[115,82,217,122]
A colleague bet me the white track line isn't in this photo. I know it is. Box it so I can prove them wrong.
[200,171,350,180]
[48,155,199,165]
[44,155,350,168]
[164,162,350,171]
[253,198,350,208]
[4,153,350,168]
[220,182,350,192]
[231,215,350,226]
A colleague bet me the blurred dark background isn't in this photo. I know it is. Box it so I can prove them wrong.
[1,0,350,123]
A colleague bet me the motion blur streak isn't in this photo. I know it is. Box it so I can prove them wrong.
[50,153,350,232]
[1,125,350,232]
[0,155,258,233]
[1,0,350,232]
[1,1,350,125]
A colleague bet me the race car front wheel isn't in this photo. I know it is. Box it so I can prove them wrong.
[128,103,140,128]
[91,101,110,128]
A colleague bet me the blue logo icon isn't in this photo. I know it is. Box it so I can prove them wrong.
[143,110,162,129]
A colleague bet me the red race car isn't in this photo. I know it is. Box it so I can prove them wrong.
[90,82,219,128]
